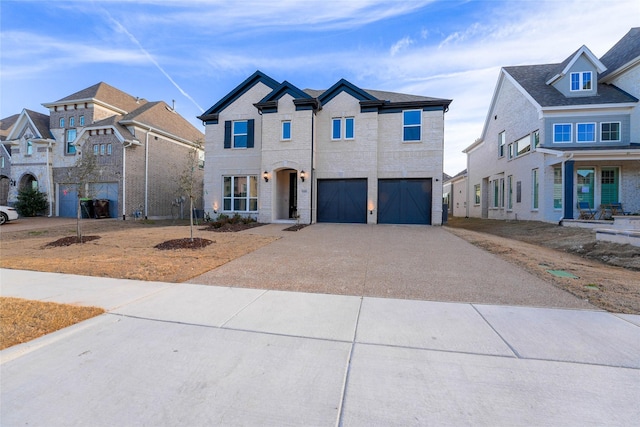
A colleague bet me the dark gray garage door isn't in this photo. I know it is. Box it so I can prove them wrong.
[317,179,367,223]
[58,182,118,218]
[378,178,432,224]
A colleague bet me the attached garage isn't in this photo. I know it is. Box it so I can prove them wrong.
[317,179,367,223]
[57,182,118,218]
[378,178,432,225]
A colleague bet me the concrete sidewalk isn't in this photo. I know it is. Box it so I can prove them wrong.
[2,269,639,426]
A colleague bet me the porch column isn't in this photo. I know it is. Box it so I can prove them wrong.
[564,160,574,219]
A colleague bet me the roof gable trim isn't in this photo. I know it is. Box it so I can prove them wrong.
[545,45,607,85]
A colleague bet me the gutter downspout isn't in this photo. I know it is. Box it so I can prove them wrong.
[310,110,315,225]
[560,152,574,223]
[145,130,149,220]
[46,141,53,217]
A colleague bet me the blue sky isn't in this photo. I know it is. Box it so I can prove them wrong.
[1,0,638,175]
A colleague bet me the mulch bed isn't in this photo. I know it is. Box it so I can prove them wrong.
[284,224,308,231]
[154,238,214,250]
[44,236,101,247]
[202,222,266,232]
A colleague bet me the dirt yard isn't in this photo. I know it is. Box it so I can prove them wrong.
[0,219,278,283]
[445,217,640,314]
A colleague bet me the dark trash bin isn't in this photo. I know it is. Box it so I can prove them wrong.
[93,199,111,218]
[80,199,94,218]
[442,204,448,224]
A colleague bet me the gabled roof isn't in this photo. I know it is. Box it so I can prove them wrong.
[45,82,146,113]
[84,115,136,142]
[254,80,318,113]
[317,78,378,104]
[0,114,19,141]
[544,45,606,85]
[120,101,204,144]
[198,70,280,123]
[6,109,53,141]
[25,109,52,139]
[504,64,637,107]
[600,27,640,80]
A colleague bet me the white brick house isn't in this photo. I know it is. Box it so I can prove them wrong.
[464,28,640,222]
[199,71,452,225]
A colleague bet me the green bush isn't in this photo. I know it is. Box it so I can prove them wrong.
[15,187,48,217]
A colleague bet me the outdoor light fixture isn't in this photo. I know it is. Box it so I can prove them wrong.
[9,179,16,187]
[263,171,269,182]
[300,170,305,182]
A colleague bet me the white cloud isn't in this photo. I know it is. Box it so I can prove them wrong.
[390,37,414,57]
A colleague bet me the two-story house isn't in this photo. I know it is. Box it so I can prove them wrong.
[198,71,452,225]
[1,82,204,219]
[464,28,639,222]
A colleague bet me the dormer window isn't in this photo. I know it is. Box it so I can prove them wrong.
[570,72,592,91]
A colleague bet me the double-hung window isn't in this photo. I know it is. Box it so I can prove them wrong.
[282,121,291,141]
[79,115,85,126]
[66,129,77,154]
[532,169,539,210]
[223,175,258,212]
[570,72,592,91]
[601,122,621,141]
[576,123,595,142]
[59,117,65,128]
[553,124,572,143]
[69,117,75,127]
[553,167,562,209]
[233,121,248,148]
[498,131,505,157]
[403,110,421,142]
[474,184,481,205]
[26,140,33,155]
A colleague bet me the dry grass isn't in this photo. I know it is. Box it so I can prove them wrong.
[0,297,105,350]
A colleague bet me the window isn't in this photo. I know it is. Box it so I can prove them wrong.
[499,178,505,208]
[26,140,33,155]
[498,131,505,157]
[508,143,514,159]
[532,169,539,210]
[553,124,572,143]
[553,167,562,209]
[233,121,248,148]
[507,175,513,210]
[107,143,112,155]
[474,184,480,205]
[100,144,106,155]
[69,117,75,127]
[577,168,594,208]
[492,180,499,208]
[570,72,592,91]
[93,144,99,156]
[1,157,4,168]
[282,121,291,140]
[345,117,354,139]
[601,122,621,142]
[403,110,421,141]
[66,129,76,154]
[59,117,65,128]
[332,118,341,140]
[532,130,540,149]
[515,134,531,156]
[577,123,595,142]
[223,176,258,212]
[79,115,85,126]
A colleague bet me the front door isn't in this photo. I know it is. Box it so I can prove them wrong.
[577,168,595,208]
[289,172,297,218]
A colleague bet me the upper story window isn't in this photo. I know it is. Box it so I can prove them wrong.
[532,130,540,149]
[69,117,75,127]
[515,134,531,156]
[403,110,421,142]
[498,131,505,157]
[59,117,65,128]
[66,129,77,154]
[26,140,33,155]
[570,72,592,91]
[601,122,621,142]
[282,121,291,140]
[553,124,572,143]
[223,119,254,149]
[576,123,596,142]
[331,117,355,140]
[79,115,85,126]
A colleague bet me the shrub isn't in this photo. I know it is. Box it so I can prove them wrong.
[15,187,48,217]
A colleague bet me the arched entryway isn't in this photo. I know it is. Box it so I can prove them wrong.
[19,174,38,191]
[274,168,299,221]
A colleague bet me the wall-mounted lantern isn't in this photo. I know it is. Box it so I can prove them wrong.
[300,170,305,182]
[9,179,16,187]
[263,171,269,182]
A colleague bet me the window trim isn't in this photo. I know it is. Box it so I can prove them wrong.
[281,120,291,141]
[498,131,505,158]
[331,118,341,140]
[532,168,539,210]
[553,123,572,143]
[576,122,596,143]
[553,167,562,210]
[222,175,258,213]
[402,109,422,142]
[59,117,65,128]
[474,184,481,205]
[345,117,355,140]
[600,121,621,142]
[233,120,248,149]
[570,71,592,92]
[79,115,85,126]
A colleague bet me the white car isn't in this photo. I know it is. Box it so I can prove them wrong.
[0,205,19,225]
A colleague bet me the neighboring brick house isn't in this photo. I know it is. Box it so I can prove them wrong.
[464,28,640,222]
[1,82,204,219]
[198,71,452,225]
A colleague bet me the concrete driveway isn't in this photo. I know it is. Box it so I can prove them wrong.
[2,223,639,426]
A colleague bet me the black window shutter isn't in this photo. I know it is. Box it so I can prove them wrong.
[224,121,231,149]
[247,119,255,148]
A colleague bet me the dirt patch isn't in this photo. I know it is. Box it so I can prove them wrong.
[44,235,101,247]
[155,238,214,250]
[445,217,640,314]
[0,297,104,350]
[0,219,278,283]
